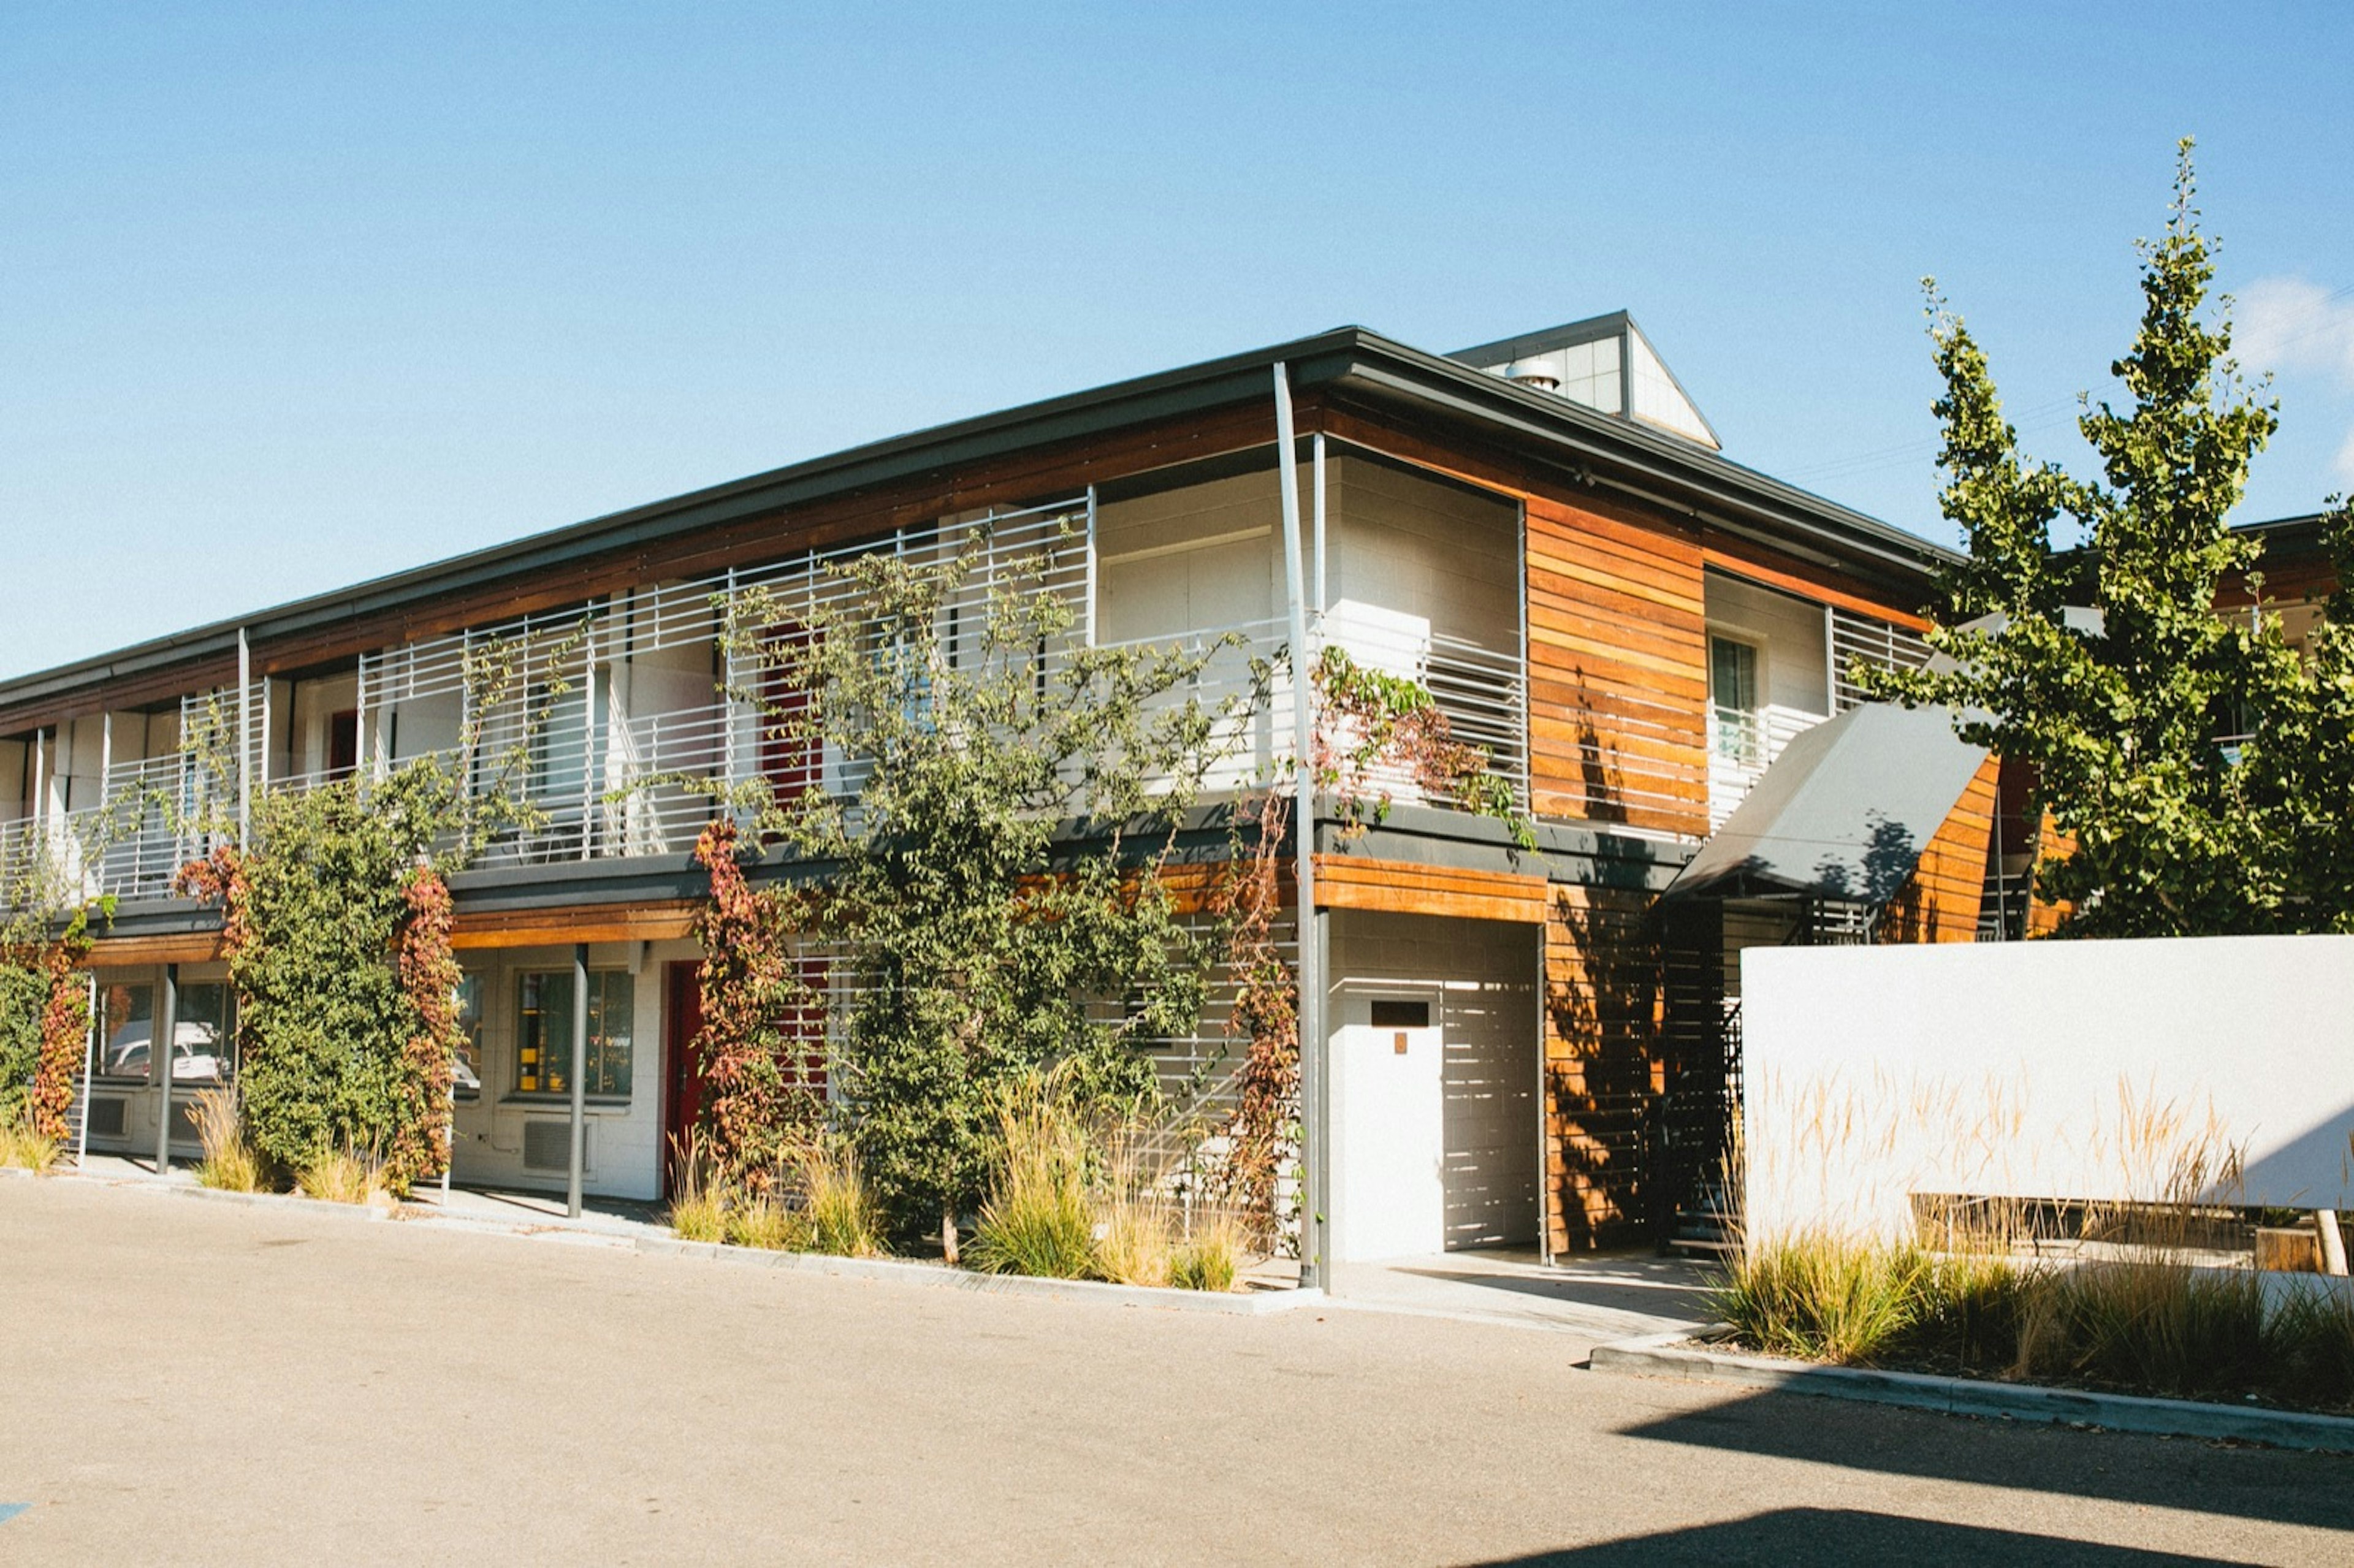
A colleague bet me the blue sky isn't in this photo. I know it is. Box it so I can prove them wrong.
[4,3,2350,677]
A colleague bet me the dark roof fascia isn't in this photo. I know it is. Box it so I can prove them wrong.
[4,325,1954,719]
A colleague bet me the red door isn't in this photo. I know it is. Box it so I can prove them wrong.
[662,960,707,1198]
[760,622,821,805]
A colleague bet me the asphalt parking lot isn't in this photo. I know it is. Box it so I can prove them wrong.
[4,1175,2351,1565]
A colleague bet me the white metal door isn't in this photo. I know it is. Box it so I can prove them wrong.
[1335,989,1445,1262]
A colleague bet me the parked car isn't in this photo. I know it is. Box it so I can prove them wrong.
[102,1022,228,1083]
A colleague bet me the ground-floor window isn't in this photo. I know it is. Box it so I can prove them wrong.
[97,981,154,1081]
[453,973,484,1098]
[514,969,633,1098]
[177,982,234,1085]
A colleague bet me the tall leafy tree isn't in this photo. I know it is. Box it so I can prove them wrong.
[1870,140,2354,935]
[720,522,1249,1244]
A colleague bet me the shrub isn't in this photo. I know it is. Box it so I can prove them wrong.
[191,1087,264,1193]
[0,1114,61,1173]
[297,1147,390,1206]
[1170,1212,1246,1293]
[968,1073,1097,1279]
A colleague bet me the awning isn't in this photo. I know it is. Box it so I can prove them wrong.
[1665,702,1989,904]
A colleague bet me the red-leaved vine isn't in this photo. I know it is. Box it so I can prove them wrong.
[389,869,463,1189]
[28,928,94,1142]
[690,820,815,1189]
[1208,788,1299,1239]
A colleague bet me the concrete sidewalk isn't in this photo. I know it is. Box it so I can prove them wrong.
[1327,1247,1713,1347]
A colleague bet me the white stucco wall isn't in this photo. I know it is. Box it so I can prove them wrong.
[1742,935,2354,1244]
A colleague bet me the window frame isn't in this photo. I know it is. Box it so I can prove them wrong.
[503,966,636,1105]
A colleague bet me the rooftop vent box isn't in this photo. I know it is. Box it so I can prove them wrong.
[1450,311,1721,451]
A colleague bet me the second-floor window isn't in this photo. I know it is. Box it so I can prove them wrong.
[1710,634,1760,764]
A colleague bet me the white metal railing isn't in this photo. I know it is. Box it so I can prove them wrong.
[7,495,1541,910]
[1707,704,1826,829]
[1832,609,1933,712]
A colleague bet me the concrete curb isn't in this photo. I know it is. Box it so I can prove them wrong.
[7,1163,1319,1317]
[3,1164,396,1222]
[633,1233,1325,1315]
[1587,1329,2354,1454]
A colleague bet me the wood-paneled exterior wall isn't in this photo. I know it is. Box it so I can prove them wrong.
[1878,754,2000,945]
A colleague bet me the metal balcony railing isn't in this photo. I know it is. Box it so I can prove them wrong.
[7,495,1537,912]
[1706,704,1826,829]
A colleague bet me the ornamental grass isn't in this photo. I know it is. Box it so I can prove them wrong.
[666,1128,728,1243]
[968,1073,1097,1280]
[722,1193,812,1252]
[0,1114,61,1173]
[1169,1211,1246,1293]
[191,1087,265,1193]
[296,1147,390,1206]
[786,1135,884,1258]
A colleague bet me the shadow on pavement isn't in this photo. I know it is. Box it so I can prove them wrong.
[1459,1507,2217,1565]
[1388,1266,1712,1322]
[1614,1388,2354,1531]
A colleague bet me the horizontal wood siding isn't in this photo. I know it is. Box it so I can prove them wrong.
[449,900,701,950]
[1312,855,1547,923]
[1878,754,1997,943]
[1526,496,1708,835]
[1542,882,1661,1252]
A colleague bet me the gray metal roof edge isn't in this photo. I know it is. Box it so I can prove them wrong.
[1447,311,1633,367]
[1617,311,1725,451]
[2,323,1955,718]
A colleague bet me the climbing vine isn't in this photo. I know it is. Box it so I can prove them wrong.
[687,818,817,1190]
[1312,645,1533,846]
[24,909,98,1140]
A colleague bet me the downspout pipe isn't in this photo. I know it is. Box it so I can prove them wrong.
[1274,365,1330,1288]
[568,943,588,1219]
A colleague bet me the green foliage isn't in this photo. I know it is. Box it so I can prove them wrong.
[1312,645,1534,848]
[0,963,43,1125]
[1868,141,2354,935]
[716,523,1244,1243]
[177,628,573,1192]
[184,777,424,1174]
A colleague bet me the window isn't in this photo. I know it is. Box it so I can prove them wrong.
[453,973,484,1098]
[98,983,154,1081]
[176,983,234,1085]
[1710,634,1760,763]
[514,970,633,1099]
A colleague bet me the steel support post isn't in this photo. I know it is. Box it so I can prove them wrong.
[567,943,588,1218]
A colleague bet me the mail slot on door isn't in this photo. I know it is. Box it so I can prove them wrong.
[1371,999,1430,1054]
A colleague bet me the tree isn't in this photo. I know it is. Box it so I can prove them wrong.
[717,522,1249,1245]
[1868,140,2354,936]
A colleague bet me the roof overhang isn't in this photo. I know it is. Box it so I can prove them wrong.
[1,325,1959,723]
[1665,702,1988,904]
